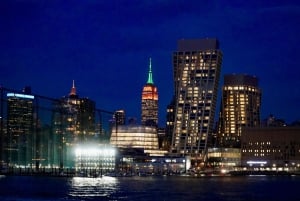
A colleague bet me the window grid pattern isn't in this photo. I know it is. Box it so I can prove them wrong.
[171,50,222,158]
[219,79,261,148]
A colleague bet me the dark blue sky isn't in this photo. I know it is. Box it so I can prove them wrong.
[1,0,300,126]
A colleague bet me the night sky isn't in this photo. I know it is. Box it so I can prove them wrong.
[1,0,299,126]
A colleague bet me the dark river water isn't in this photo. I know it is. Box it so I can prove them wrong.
[0,175,299,201]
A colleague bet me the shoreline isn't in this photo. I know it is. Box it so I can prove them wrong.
[1,169,300,178]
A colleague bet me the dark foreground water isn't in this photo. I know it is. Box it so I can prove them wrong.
[0,175,300,201]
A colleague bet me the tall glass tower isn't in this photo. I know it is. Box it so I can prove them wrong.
[218,74,261,148]
[171,39,222,164]
[6,87,34,166]
[141,58,158,127]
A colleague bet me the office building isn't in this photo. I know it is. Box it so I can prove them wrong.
[74,145,116,175]
[207,147,241,169]
[110,125,167,156]
[6,87,34,166]
[171,39,223,164]
[141,58,158,127]
[218,74,261,148]
[241,127,300,170]
[52,81,96,168]
[110,125,159,150]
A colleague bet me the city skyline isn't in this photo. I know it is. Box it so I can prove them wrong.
[1,1,299,126]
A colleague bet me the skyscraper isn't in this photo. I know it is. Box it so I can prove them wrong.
[52,81,96,167]
[141,58,158,127]
[218,74,261,148]
[6,87,34,166]
[171,39,223,163]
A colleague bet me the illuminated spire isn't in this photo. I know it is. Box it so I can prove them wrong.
[69,80,77,96]
[147,57,154,84]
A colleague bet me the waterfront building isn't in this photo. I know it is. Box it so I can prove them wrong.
[241,127,300,170]
[52,81,96,168]
[207,147,241,169]
[218,74,261,148]
[6,87,34,167]
[171,39,223,164]
[129,156,189,176]
[74,144,116,175]
[141,58,158,127]
[110,125,167,156]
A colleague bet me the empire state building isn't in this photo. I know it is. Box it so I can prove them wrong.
[141,58,158,126]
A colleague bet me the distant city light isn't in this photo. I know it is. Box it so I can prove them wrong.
[7,93,34,99]
[247,161,267,165]
[74,145,116,171]
[75,146,116,157]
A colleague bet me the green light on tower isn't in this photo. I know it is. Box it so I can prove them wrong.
[147,57,154,84]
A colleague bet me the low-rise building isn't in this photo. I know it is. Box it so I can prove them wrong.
[207,147,241,168]
[241,127,300,170]
[74,144,116,176]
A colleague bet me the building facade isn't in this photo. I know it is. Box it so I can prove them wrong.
[141,58,158,127]
[171,39,223,164]
[207,147,241,169]
[110,125,166,156]
[52,81,96,168]
[241,127,300,169]
[218,74,261,148]
[6,87,34,167]
[74,145,116,176]
[110,125,159,150]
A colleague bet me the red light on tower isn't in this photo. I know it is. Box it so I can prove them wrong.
[141,58,158,126]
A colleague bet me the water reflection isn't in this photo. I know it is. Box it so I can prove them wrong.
[69,176,119,199]
[0,175,300,201]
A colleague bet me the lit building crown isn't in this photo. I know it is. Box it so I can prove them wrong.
[147,57,154,84]
[141,57,159,126]
[142,58,158,100]
[142,85,158,100]
[69,80,77,97]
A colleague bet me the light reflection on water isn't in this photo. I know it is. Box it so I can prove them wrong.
[1,175,300,201]
[69,176,121,199]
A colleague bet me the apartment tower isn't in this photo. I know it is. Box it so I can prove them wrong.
[218,74,261,148]
[171,39,222,164]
